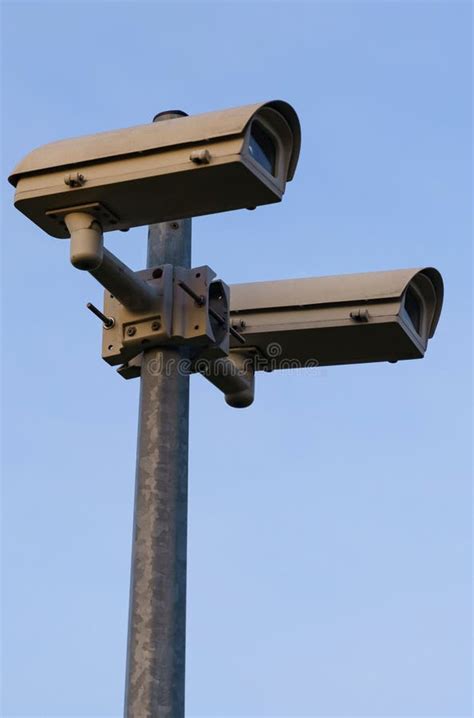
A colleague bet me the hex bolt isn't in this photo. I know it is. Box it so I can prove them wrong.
[64,172,86,187]
[127,326,137,337]
[190,149,211,165]
[350,309,370,323]
[151,320,162,331]
[232,319,246,329]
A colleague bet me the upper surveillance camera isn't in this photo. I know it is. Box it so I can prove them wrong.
[8,100,301,239]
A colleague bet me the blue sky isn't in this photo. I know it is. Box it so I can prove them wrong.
[1,1,472,716]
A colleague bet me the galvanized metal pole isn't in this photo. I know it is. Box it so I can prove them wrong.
[124,111,191,718]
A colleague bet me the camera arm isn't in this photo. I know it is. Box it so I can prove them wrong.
[65,211,158,313]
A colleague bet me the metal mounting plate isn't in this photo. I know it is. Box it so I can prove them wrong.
[46,202,119,233]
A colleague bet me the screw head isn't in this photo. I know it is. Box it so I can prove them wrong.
[151,320,162,331]
[126,326,137,337]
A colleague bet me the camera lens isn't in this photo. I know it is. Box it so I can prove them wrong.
[248,122,276,176]
[404,286,422,334]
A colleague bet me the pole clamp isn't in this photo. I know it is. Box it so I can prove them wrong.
[98,264,232,369]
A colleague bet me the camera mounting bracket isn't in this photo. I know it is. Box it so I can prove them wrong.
[95,263,232,368]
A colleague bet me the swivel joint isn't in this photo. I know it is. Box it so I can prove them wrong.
[65,212,103,270]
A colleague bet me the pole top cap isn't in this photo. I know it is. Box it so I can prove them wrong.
[153,110,188,122]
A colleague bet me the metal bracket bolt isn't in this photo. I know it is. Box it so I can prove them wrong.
[189,149,211,165]
[64,172,86,187]
[86,302,114,328]
[177,280,206,307]
[350,309,370,323]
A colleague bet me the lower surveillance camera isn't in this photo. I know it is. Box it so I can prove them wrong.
[228,267,443,368]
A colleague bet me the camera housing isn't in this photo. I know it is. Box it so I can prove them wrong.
[9,101,301,238]
[228,268,443,368]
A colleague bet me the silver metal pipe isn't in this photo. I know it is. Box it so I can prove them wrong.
[124,111,190,718]
[89,247,157,313]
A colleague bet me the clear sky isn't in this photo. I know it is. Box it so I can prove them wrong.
[1,1,472,716]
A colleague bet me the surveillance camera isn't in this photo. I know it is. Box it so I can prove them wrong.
[8,100,301,239]
[228,267,443,368]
